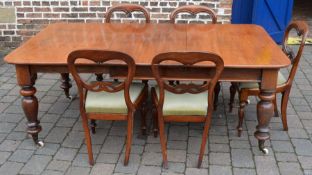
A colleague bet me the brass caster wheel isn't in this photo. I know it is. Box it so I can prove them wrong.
[246,99,251,104]
[36,140,45,147]
[260,147,269,155]
[67,95,73,100]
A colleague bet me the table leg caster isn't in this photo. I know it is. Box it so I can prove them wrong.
[247,99,251,104]
[261,147,269,154]
[153,129,158,137]
[259,140,269,155]
[36,140,45,147]
[67,95,73,100]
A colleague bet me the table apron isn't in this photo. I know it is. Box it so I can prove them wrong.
[30,64,265,82]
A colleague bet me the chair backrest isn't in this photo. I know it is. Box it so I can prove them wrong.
[68,50,136,111]
[170,5,217,24]
[282,21,309,86]
[151,52,224,112]
[105,4,150,23]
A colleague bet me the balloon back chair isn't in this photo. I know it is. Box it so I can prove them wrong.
[169,5,221,109]
[68,50,148,165]
[151,52,224,168]
[228,21,309,136]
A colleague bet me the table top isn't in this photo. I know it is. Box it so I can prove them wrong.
[5,23,290,69]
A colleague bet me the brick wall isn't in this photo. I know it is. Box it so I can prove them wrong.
[0,0,233,49]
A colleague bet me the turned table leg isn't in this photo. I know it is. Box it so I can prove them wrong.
[16,65,44,147]
[254,70,278,154]
[60,73,72,99]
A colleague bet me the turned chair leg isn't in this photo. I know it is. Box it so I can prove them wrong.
[237,90,248,137]
[214,82,221,110]
[82,115,94,165]
[281,89,290,131]
[229,82,238,112]
[124,112,134,166]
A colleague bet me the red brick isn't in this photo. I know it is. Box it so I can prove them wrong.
[17,13,25,18]
[23,1,31,6]
[43,13,60,18]
[53,7,70,12]
[90,1,101,6]
[34,7,51,12]
[26,13,43,18]
[79,13,96,18]
[17,7,33,12]
[13,1,22,6]
[17,19,32,24]
[72,7,88,12]
[60,1,69,6]
[0,25,6,29]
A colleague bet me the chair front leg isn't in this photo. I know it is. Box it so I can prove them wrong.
[281,89,290,131]
[124,111,134,166]
[237,90,248,137]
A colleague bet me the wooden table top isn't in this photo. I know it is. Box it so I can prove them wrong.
[5,23,290,69]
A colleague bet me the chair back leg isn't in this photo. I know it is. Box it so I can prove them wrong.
[81,114,94,165]
[157,110,168,168]
[281,89,291,131]
[198,111,212,168]
[124,111,134,165]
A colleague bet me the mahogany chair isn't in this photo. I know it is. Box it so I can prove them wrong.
[96,3,150,81]
[169,5,220,109]
[67,50,148,165]
[151,52,224,168]
[229,21,309,137]
[92,4,150,134]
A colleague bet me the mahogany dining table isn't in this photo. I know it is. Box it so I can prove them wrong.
[4,23,290,153]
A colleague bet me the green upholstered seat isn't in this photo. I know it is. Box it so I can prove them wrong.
[85,83,145,114]
[239,71,287,89]
[155,87,208,116]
